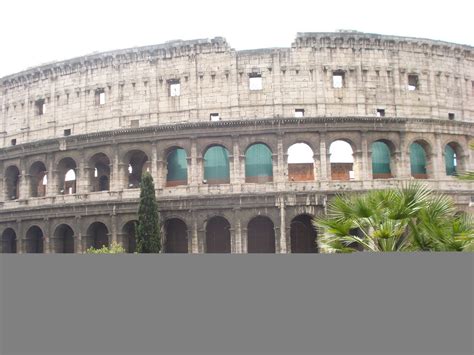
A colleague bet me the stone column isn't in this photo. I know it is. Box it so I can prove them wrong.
[279,197,287,254]
[17,220,23,254]
[360,133,370,180]
[191,216,199,253]
[241,227,248,254]
[151,142,160,187]
[399,132,411,179]
[110,214,118,245]
[190,138,198,187]
[432,134,443,179]
[110,145,120,191]
[232,135,241,191]
[46,159,58,196]
[276,134,286,184]
[74,216,84,253]
[19,172,30,200]
[319,133,329,181]
[43,219,52,253]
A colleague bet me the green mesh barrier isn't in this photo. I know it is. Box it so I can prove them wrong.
[204,146,230,182]
[444,145,457,176]
[245,144,273,178]
[371,142,391,174]
[166,148,188,182]
[410,143,427,175]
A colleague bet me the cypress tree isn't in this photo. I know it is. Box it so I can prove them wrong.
[136,172,161,253]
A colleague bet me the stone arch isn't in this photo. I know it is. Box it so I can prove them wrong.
[444,142,465,176]
[329,139,355,180]
[205,216,231,253]
[409,139,432,179]
[29,161,48,197]
[164,218,188,253]
[121,220,137,253]
[245,143,273,183]
[52,224,75,253]
[124,150,149,188]
[57,157,77,194]
[165,147,188,187]
[290,214,318,253]
[287,142,315,181]
[203,145,230,185]
[86,222,109,250]
[1,228,17,253]
[25,225,44,253]
[5,165,20,200]
[89,153,111,192]
[370,140,395,179]
[247,215,275,253]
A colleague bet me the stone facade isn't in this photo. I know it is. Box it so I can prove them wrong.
[0,32,473,253]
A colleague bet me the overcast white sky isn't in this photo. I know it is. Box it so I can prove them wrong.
[0,0,473,78]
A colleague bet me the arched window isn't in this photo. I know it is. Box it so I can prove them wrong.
[5,166,20,200]
[445,144,457,176]
[245,143,273,183]
[290,215,318,253]
[57,158,77,194]
[89,153,111,192]
[122,221,137,253]
[164,219,188,253]
[29,162,47,197]
[371,141,392,179]
[247,216,275,253]
[288,143,314,181]
[330,140,354,180]
[1,228,17,253]
[125,150,149,188]
[166,148,188,187]
[53,224,75,253]
[203,146,230,184]
[410,142,428,179]
[86,222,109,250]
[206,216,231,253]
[25,226,44,253]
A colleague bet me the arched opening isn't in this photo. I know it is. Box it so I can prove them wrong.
[245,143,273,183]
[445,143,463,176]
[29,161,47,197]
[164,219,188,253]
[25,226,44,253]
[371,141,392,179]
[410,142,429,179]
[125,150,149,188]
[90,153,111,192]
[5,165,20,200]
[1,228,17,253]
[86,222,109,250]
[330,140,354,180]
[57,158,77,194]
[247,216,275,253]
[166,148,188,187]
[203,146,230,184]
[206,216,231,253]
[290,214,318,253]
[53,224,75,253]
[122,221,137,253]
[288,143,314,181]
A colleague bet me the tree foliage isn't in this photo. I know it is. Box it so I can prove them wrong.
[136,172,161,253]
[314,182,474,253]
[86,242,126,254]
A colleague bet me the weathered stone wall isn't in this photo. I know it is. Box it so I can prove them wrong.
[0,32,473,253]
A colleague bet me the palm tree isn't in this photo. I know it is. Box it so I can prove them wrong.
[314,183,474,252]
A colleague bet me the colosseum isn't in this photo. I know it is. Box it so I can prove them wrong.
[0,32,473,254]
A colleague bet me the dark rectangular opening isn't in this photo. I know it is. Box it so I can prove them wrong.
[95,88,105,105]
[11,139,16,146]
[448,113,455,120]
[376,109,385,117]
[35,99,46,115]
[64,129,71,136]
[294,109,305,118]
[408,74,419,91]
